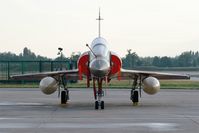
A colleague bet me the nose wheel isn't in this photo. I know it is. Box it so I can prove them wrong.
[95,100,104,110]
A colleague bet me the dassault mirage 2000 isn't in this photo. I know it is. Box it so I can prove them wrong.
[11,10,190,110]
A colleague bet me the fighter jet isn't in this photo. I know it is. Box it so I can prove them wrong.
[11,10,190,110]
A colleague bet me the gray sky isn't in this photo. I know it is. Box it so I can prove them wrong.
[0,0,199,58]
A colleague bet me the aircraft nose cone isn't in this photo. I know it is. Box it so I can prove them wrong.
[90,59,110,77]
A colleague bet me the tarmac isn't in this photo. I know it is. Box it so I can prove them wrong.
[0,88,199,133]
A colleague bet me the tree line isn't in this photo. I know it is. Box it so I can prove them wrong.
[122,49,199,68]
[1,47,199,68]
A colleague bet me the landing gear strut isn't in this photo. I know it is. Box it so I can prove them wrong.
[59,76,69,104]
[93,78,105,110]
[130,75,142,105]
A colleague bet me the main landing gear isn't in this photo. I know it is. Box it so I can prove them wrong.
[93,78,105,110]
[58,76,69,104]
[61,89,69,104]
[130,76,142,105]
[131,90,139,106]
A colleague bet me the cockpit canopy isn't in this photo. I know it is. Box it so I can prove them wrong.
[90,37,109,59]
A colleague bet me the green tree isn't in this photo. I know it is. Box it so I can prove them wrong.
[177,51,194,67]
[159,56,172,67]
[70,52,81,61]
[152,56,160,66]
[22,47,36,60]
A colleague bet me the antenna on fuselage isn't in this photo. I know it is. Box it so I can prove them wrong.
[96,8,103,37]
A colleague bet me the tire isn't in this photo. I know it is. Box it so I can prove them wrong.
[61,91,66,104]
[95,101,99,110]
[133,91,139,103]
[101,101,104,109]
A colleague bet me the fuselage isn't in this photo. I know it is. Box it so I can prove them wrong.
[89,37,110,78]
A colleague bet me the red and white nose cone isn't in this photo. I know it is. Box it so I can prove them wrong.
[90,59,110,77]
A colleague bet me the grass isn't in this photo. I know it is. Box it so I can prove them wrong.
[160,80,199,89]
[0,84,39,88]
[0,80,199,89]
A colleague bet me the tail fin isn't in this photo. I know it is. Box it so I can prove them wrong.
[96,8,103,37]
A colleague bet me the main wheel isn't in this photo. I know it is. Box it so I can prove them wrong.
[133,90,139,103]
[61,91,66,104]
[130,90,134,100]
[95,101,99,110]
[101,101,104,109]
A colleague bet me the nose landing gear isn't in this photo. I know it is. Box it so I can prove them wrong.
[93,78,105,110]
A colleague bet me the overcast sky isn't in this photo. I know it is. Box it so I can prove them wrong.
[0,0,199,58]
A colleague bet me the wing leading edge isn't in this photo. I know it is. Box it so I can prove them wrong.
[119,69,190,80]
[10,69,79,80]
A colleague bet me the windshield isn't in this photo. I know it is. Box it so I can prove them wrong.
[90,43,109,61]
